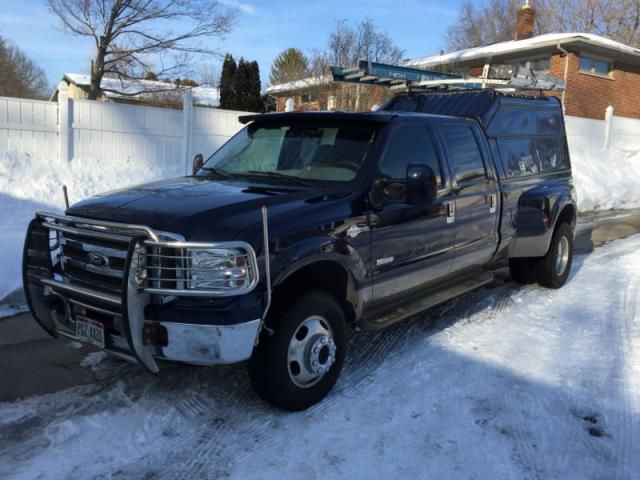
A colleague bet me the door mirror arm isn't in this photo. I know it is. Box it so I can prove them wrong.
[192,153,204,175]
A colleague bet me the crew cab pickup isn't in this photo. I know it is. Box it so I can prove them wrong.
[23,90,576,410]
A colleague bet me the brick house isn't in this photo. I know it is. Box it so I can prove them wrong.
[406,3,640,120]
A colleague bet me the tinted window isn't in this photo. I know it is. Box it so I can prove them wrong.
[534,137,569,172]
[490,108,534,135]
[497,138,540,177]
[442,125,486,182]
[379,125,442,183]
[535,110,563,135]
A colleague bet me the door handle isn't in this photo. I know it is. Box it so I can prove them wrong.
[446,202,456,224]
[489,194,497,214]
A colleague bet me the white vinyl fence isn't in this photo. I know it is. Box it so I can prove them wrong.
[565,106,640,156]
[0,82,249,174]
[2,91,640,172]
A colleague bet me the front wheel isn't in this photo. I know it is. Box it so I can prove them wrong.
[248,291,346,411]
[535,223,574,289]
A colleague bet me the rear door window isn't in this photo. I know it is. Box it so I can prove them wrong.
[441,125,486,182]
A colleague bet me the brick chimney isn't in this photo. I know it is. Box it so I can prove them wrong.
[515,1,535,41]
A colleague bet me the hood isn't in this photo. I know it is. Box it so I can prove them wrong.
[66,176,339,241]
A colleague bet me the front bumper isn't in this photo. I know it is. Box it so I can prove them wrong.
[161,320,261,366]
[22,212,264,372]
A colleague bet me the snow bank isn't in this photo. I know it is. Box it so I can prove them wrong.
[0,150,184,309]
[571,146,640,211]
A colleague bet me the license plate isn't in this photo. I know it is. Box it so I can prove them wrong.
[75,315,105,349]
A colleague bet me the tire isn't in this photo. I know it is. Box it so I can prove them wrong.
[534,223,574,289]
[509,258,536,284]
[248,291,347,411]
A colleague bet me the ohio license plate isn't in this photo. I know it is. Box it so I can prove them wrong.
[75,315,105,349]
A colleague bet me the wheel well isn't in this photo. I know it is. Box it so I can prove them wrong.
[556,204,576,230]
[269,261,357,326]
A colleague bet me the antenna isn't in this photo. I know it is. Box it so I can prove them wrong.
[62,185,69,209]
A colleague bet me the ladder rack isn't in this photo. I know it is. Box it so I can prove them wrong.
[331,60,565,92]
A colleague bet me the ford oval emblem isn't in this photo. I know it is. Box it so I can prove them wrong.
[87,252,109,268]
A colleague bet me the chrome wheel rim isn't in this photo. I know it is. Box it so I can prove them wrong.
[555,236,570,276]
[287,315,336,388]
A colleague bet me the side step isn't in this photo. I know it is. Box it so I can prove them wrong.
[362,272,494,330]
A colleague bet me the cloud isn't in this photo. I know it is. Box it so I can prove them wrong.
[218,0,257,15]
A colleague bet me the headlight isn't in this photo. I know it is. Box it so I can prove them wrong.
[188,248,252,290]
[142,240,259,297]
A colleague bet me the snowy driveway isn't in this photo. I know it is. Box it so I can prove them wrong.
[2,235,640,480]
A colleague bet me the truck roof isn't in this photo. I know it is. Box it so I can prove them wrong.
[383,89,563,133]
[239,111,398,125]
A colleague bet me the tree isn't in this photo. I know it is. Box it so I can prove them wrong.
[444,0,640,51]
[47,0,235,100]
[219,55,262,112]
[304,19,402,111]
[327,19,404,67]
[0,35,49,99]
[219,53,237,109]
[269,48,309,85]
[235,59,262,112]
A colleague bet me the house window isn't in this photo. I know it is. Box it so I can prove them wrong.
[579,55,612,76]
[520,57,550,72]
[300,94,315,103]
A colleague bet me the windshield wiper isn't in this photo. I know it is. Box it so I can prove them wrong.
[200,167,234,179]
[245,171,312,187]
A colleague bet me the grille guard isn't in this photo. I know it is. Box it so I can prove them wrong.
[22,211,268,373]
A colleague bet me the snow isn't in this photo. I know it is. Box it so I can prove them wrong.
[61,73,220,107]
[0,150,184,309]
[1,234,640,479]
[406,32,640,69]
[572,147,640,211]
[80,352,108,370]
[265,75,330,94]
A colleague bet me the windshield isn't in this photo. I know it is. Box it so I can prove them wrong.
[201,122,376,183]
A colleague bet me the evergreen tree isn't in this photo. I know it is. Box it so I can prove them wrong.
[247,61,263,112]
[219,53,237,110]
[235,57,250,110]
[235,58,262,112]
[269,48,309,85]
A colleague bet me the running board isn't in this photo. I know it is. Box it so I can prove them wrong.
[362,272,494,330]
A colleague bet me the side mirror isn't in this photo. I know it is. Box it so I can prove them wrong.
[406,163,437,207]
[192,153,204,175]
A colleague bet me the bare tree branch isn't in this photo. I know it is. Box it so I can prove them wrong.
[47,0,236,99]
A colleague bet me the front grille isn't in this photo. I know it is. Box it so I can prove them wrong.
[60,234,129,295]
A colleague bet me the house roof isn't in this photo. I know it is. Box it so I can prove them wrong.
[265,75,331,94]
[405,33,640,69]
[54,73,220,107]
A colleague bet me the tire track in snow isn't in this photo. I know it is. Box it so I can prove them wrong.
[614,263,640,480]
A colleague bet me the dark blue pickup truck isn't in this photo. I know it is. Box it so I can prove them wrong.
[23,90,576,410]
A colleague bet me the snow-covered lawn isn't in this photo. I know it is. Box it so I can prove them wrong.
[1,235,639,480]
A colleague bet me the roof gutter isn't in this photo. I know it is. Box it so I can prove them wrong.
[556,42,570,113]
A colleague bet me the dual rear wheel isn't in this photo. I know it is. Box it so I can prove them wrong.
[509,223,574,289]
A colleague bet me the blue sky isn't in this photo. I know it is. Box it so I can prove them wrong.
[0,0,465,89]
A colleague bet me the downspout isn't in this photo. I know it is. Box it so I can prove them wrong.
[556,42,570,113]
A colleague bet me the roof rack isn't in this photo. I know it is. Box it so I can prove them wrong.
[331,60,565,92]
